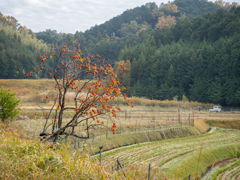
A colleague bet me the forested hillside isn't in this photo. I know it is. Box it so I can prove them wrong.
[0,13,50,79]
[1,0,239,106]
[125,7,240,106]
[35,0,220,61]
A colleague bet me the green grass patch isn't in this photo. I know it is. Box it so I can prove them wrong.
[158,150,194,167]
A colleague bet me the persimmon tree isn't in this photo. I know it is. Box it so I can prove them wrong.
[26,41,132,142]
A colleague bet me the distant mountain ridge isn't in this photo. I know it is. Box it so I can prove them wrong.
[35,0,221,61]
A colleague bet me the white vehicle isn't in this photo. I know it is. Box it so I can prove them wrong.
[209,106,221,112]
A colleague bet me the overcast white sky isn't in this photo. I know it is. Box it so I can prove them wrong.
[0,0,239,34]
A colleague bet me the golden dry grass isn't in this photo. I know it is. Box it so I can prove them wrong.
[0,122,117,179]
[127,96,216,108]
[0,79,54,95]
[0,79,90,95]
[194,120,210,133]
[205,119,240,130]
[1,79,216,108]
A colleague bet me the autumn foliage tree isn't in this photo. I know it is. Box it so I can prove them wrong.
[26,41,132,142]
[152,3,179,19]
[159,3,179,14]
[155,15,176,29]
[114,60,131,95]
[0,12,20,28]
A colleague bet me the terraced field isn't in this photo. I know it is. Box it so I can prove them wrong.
[217,164,240,180]
[208,159,240,180]
[101,128,240,179]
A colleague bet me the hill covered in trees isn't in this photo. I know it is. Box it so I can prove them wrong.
[1,0,239,106]
[121,6,240,106]
[35,0,221,61]
[0,13,50,79]
[0,0,222,79]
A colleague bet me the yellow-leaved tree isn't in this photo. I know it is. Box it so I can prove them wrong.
[159,3,179,14]
[152,3,179,19]
[155,15,176,29]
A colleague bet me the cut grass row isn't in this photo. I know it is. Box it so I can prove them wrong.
[89,126,199,154]
[101,128,240,178]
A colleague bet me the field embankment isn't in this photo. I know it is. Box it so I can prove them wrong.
[90,126,200,154]
[194,119,210,133]
[206,119,240,130]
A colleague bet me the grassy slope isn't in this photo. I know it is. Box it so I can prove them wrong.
[0,122,114,179]
[0,122,200,179]
[169,144,240,178]
[2,124,239,179]
[194,119,210,133]
[90,126,200,154]
[101,129,240,179]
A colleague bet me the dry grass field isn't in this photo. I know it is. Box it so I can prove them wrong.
[1,79,240,179]
[1,79,216,106]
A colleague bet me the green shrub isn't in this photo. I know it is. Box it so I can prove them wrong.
[173,95,178,101]
[182,94,188,101]
[0,86,20,122]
